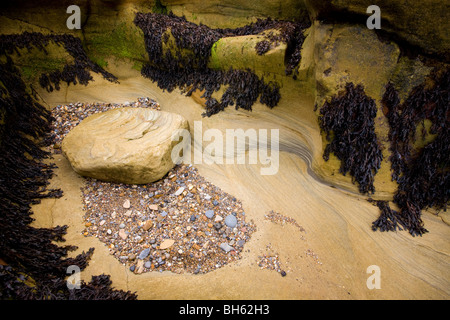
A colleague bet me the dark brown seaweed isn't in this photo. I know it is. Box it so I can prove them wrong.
[133,12,307,116]
[0,53,135,299]
[373,68,449,236]
[318,83,383,194]
[0,32,118,92]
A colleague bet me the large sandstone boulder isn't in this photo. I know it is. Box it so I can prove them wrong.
[61,107,189,184]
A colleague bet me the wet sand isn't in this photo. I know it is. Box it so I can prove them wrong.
[31,61,450,299]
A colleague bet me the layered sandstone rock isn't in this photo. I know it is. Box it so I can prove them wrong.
[62,107,189,184]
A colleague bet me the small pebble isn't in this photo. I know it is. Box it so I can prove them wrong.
[174,187,185,196]
[138,248,150,260]
[224,215,237,228]
[123,199,131,209]
[205,210,214,219]
[219,243,234,253]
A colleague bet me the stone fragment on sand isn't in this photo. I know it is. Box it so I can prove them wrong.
[220,243,234,253]
[136,259,144,274]
[160,239,175,249]
[174,187,185,196]
[119,229,128,240]
[123,199,131,209]
[149,204,158,211]
[143,220,153,231]
[61,108,189,184]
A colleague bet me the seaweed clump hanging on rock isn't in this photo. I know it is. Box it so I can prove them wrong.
[0,32,118,92]
[371,68,449,236]
[134,12,309,117]
[318,83,383,194]
[0,54,135,299]
[253,20,309,77]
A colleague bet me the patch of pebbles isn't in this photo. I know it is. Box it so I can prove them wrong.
[264,210,305,239]
[257,243,287,277]
[81,164,256,274]
[49,98,256,275]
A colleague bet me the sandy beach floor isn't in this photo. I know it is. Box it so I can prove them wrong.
[31,61,450,299]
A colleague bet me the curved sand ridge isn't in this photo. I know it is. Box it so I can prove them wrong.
[33,65,450,299]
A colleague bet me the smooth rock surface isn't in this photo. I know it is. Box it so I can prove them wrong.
[62,107,189,184]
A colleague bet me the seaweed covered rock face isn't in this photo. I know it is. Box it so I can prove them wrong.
[318,83,382,194]
[62,108,189,184]
[134,12,310,116]
[371,68,450,236]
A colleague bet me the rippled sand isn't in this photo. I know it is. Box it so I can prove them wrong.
[32,62,450,299]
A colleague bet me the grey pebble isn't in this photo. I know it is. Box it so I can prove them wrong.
[138,248,150,260]
[205,209,214,219]
[219,243,234,253]
[224,215,237,228]
[119,223,125,229]
[144,261,152,269]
